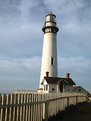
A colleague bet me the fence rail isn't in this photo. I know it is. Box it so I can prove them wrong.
[0,93,88,121]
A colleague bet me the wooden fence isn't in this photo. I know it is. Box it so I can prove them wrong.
[0,93,88,121]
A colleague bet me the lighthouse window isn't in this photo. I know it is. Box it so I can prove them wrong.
[52,88,55,91]
[51,57,54,65]
[46,85,48,90]
[50,15,53,21]
[45,29,49,32]
[44,85,48,91]
[44,85,46,91]
[49,28,51,32]
[46,16,51,22]
[45,28,51,33]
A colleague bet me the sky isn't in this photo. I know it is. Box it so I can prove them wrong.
[0,0,91,93]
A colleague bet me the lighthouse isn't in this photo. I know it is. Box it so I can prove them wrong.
[39,13,59,88]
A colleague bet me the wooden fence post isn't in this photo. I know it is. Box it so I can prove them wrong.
[1,94,4,121]
[76,96,78,104]
[44,101,49,121]
[67,97,69,106]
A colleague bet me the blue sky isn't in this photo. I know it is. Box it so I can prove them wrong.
[0,0,91,93]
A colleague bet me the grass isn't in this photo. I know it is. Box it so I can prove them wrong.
[48,102,91,121]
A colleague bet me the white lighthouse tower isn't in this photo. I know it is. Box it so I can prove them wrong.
[39,13,59,88]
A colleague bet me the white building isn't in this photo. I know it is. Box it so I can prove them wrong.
[39,73,89,95]
[39,73,75,93]
[39,13,59,89]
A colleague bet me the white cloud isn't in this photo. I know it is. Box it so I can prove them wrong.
[0,56,41,90]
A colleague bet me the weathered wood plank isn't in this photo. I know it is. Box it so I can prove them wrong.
[0,93,87,121]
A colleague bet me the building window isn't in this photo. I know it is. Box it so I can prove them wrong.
[78,89,81,92]
[46,85,48,90]
[52,88,55,91]
[51,57,54,66]
[44,85,48,91]
[44,85,45,91]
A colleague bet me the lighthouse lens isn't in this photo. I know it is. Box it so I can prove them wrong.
[46,15,56,23]
[46,16,51,22]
